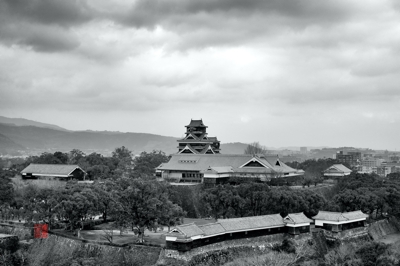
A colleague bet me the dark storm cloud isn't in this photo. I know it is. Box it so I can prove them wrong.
[0,23,80,52]
[1,0,94,27]
[0,0,95,52]
[118,0,352,30]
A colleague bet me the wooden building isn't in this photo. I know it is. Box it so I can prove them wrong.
[158,154,303,184]
[283,213,313,235]
[157,119,304,184]
[166,213,311,251]
[21,164,86,180]
[323,164,352,177]
[312,210,368,232]
[178,119,220,154]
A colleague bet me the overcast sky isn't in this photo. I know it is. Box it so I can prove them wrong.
[1,0,400,150]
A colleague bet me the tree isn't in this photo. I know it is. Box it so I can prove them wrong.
[53,184,98,230]
[53,152,69,164]
[244,142,268,155]
[0,170,14,205]
[68,149,86,164]
[112,179,183,242]
[112,146,133,177]
[132,150,169,178]
[93,180,115,222]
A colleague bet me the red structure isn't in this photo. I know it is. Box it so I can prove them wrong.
[34,223,48,239]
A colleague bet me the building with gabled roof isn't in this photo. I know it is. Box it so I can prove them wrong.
[20,163,86,180]
[283,213,313,235]
[323,164,352,177]
[157,153,303,183]
[312,210,368,232]
[177,119,220,154]
[157,119,304,184]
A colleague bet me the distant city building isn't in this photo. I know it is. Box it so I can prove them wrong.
[376,165,394,177]
[361,158,377,168]
[336,151,361,167]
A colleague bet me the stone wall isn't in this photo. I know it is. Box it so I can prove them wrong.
[369,219,399,240]
[162,232,313,263]
[0,223,32,240]
[324,226,369,241]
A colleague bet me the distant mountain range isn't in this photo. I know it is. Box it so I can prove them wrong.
[0,116,250,156]
[0,116,69,131]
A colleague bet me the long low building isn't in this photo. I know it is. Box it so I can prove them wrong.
[157,154,304,184]
[21,164,86,180]
[166,212,312,251]
[312,210,368,232]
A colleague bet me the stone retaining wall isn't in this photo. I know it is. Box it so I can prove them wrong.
[324,226,369,241]
[369,218,399,240]
[162,232,312,263]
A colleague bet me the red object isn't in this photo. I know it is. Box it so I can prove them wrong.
[34,224,48,239]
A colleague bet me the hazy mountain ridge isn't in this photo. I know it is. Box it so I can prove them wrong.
[0,123,179,155]
[0,132,25,150]
[0,116,69,131]
[0,116,275,156]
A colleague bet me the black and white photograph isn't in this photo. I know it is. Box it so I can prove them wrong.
[1,0,400,265]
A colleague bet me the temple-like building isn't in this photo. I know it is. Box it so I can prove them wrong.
[177,119,220,154]
[156,119,303,184]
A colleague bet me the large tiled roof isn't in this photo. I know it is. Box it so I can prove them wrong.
[312,210,368,222]
[202,166,234,174]
[21,164,85,176]
[323,164,352,173]
[169,212,311,240]
[157,154,299,174]
[284,213,313,224]
[199,223,226,236]
[176,223,205,237]
[218,214,285,232]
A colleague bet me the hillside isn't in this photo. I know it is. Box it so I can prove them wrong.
[0,116,69,131]
[0,123,178,155]
[0,117,250,156]
[0,133,25,151]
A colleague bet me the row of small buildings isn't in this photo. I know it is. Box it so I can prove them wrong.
[166,210,369,251]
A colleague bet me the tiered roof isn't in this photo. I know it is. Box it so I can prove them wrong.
[178,119,220,154]
[186,119,208,128]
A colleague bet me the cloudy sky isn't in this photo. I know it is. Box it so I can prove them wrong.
[1,0,400,150]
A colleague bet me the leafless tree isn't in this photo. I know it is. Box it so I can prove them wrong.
[244,142,268,155]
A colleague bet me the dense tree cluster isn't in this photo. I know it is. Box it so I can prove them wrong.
[0,169,14,206]
[330,172,400,218]
[11,147,169,180]
[199,183,326,219]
